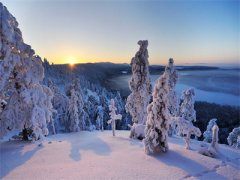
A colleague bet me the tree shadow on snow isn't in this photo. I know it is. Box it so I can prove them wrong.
[115,136,144,148]
[66,133,111,161]
[152,149,225,178]
[0,140,42,178]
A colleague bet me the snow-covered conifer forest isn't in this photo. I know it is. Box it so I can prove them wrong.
[0,3,239,179]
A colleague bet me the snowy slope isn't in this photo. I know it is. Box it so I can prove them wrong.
[0,131,239,180]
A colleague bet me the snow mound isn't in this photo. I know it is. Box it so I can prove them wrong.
[1,131,239,179]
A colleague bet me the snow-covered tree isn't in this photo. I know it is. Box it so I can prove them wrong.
[107,99,122,136]
[143,73,169,154]
[165,58,179,116]
[203,118,217,143]
[47,80,69,133]
[66,89,80,132]
[96,105,104,131]
[164,58,179,136]
[0,3,54,140]
[227,127,240,149]
[174,117,201,149]
[179,88,196,123]
[66,79,89,131]
[125,40,151,125]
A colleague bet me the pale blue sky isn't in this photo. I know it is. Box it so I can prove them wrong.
[2,0,239,65]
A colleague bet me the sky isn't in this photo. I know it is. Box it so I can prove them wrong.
[2,0,240,65]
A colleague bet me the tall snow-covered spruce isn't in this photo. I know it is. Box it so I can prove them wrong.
[0,3,54,140]
[165,58,179,117]
[125,40,151,126]
[164,58,179,136]
[107,99,122,136]
[143,73,170,154]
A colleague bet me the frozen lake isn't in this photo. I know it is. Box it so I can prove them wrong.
[108,69,240,106]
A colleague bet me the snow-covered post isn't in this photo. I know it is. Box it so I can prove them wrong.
[179,88,196,123]
[143,73,170,154]
[108,99,122,136]
[199,124,219,157]
[164,58,179,136]
[210,124,219,150]
[125,40,151,125]
[227,127,240,149]
[203,118,217,142]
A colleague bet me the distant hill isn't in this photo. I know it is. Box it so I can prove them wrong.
[49,62,219,84]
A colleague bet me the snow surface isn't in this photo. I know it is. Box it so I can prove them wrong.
[1,131,239,180]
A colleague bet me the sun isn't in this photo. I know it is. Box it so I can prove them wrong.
[67,57,77,67]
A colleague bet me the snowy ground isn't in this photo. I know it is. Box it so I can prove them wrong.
[0,131,239,180]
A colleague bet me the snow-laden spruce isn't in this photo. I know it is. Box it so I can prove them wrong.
[174,117,201,149]
[96,105,104,131]
[125,40,151,125]
[0,3,54,140]
[203,118,217,143]
[143,73,169,154]
[179,88,196,123]
[164,58,179,136]
[108,99,122,136]
[66,79,91,131]
[165,58,179,117]
[227,127,240,149]
[66,89,80,132]
[48,80,69,134]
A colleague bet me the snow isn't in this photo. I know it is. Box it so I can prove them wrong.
[1,131,239,179]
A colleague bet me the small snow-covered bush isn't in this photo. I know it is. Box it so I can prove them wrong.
[174,117,201,149]
[128,123,145,140]
[227,127,240,149]
[179,88,196,123]
[107,99,122,136]
[203,118,217,143]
